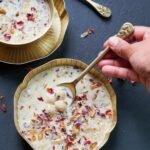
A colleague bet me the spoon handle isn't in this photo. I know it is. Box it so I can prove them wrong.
[85,0,112,18]
[73,22,134,84]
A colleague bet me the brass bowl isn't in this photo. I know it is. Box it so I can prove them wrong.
[0,0,69,64]
[0,0,54,46]
[14,58,117,149]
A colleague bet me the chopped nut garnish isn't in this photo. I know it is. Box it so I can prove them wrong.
[28,130,36,135]
[89,109,96,118]
[90,82,101,90]
[38,132,43,141]
[60,120,65,128]
[71,113,81,121]
[90,142,97,149]
[72,125,80,134]
[31,135,36,142]
[0,9,6,15]
[92,94,98,100]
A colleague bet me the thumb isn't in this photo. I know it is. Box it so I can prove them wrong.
[105,36,135,60]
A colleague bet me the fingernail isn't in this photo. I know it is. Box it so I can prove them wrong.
[108,37,119,48]
[144,32,150,40]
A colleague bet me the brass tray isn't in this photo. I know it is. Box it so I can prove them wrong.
[14,58,117,150]
[0,0,69,64]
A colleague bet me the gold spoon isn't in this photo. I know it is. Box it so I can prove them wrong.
[59,22,134,102]
[85,0,112,18]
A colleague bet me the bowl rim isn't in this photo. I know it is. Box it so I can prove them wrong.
[0,0,55,46]
[14,58,117,149]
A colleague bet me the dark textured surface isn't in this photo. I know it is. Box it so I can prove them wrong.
[0,0,150,150]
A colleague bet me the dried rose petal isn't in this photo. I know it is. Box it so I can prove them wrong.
[76,96,82,101]
[52,146,55,150]
[27,13,35,21]
[37,97,44,102]
[87,28,94,34]
[77,139,81,144]
[81,94,87,100]
[77,101,82,107]
[100,113,106,118]
[20,106,24,110]
[85,105,91,111]
[55,117,65,122]
[84,140,91,145]
[16,12,19,17]
[1,104,7,112]
[47,88,54,94]
[17,21,24,26]
[4,34,11,41]
[75,122,81,128]
[82,110,88,116]
[80,27,94,38]
[105,109,112,117]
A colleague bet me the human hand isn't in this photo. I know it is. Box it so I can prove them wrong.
[98,26,150,91]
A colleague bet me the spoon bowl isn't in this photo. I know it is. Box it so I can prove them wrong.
[58,82,76,100]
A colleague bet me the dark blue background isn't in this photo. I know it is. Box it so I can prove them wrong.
[0,0,150,149]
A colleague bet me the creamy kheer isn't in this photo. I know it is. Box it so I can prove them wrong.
[0,0,51,44]
[18,66,113,150]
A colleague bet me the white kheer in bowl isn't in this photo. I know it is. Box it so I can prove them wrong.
[0,0,54,45]
[14,59,117,150]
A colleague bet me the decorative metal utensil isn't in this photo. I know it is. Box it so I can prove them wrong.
[85,0,112,18]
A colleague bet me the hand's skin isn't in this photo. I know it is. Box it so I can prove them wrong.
[98,26,150,91]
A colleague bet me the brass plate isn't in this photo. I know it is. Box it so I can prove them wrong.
[0,0,69,64]
[14,58,117,150]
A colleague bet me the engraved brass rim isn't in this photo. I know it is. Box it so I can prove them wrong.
[0,0,69,64]
[0,0,55,46]
[14,58,117,150]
